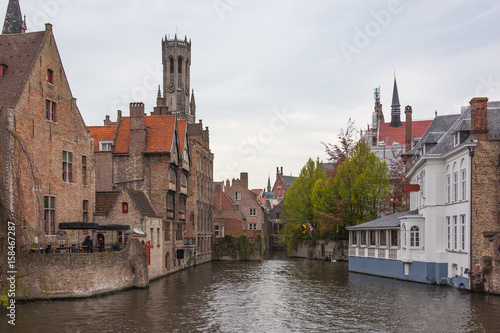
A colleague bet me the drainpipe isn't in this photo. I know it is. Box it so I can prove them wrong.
[468,145,474,290]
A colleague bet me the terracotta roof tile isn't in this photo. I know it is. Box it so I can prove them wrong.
[95,191,120,216]
[87,123,116,151]
[177,119,187,149]
[378,120,433,146]
[0,31,45,108]
[127,189,159,218]
[114,115,177,154]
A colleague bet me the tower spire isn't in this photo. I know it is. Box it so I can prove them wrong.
[2,0,25,34]
[389,76,402,128]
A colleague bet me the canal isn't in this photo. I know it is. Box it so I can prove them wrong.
[2,259,500,332]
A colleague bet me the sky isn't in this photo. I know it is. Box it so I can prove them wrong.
[7,0,500,189]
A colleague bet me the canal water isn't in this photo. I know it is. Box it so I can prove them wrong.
[2,259,500,332]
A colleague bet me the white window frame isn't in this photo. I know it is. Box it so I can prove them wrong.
[461,169,466,201]
[235,192,241,200]
[447,216,451,249]
[249,208,256,216]
[99,140,113,151]
[460,215,466,251]
[410,226,419,247]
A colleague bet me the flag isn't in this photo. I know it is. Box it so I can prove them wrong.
[308,224,314,236]
[301,224,307,233]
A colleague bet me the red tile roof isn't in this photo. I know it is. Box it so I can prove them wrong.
[87,123,116,152]
[114,115,177,154]
[95,191,120,216]
[378,120,433,146]
[177,119,187,150]
[0,31,45,108]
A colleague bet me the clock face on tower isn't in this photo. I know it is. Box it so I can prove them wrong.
[167,84,175,93]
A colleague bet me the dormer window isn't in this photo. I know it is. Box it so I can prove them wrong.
[47,69,54,84]
[99,140,113,151]
[0,63,6,78]
[122,202,129,214]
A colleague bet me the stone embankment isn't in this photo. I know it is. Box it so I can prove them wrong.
[290,240,349,261]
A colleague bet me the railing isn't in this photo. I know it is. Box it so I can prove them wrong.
[348,246,399,260]
[368,248,376,257]
[389,249,397,259]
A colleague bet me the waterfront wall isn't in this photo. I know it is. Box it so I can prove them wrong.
[212,235,263,261]
[17,239,148,300]
[290,240,349,261]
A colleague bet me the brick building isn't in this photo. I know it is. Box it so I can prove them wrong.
[213,173,268,241]
[0,7,95,248]
[468,98,500,294]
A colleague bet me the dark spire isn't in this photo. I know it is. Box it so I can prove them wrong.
[389,76,402,128]
[267,174,271,192]
[2,0,25,34]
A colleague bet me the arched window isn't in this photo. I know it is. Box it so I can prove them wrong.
[169,57,174,74]
[178,56,183,74]
[410,226,419,247]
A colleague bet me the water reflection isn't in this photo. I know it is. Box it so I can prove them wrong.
[1,260,499,332]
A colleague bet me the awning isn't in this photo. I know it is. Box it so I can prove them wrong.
[125,228,146,236]
[58,222,99,230]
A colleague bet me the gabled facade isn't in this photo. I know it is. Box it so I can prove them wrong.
[348,97,500,292]
[0,23,95,247]
[272,166,297,201]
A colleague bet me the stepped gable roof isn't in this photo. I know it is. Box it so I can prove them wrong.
[378,120,433,146]
[114,115,177,154]
[127,189,159,218]
[0,31,45,108]
[347,210,419,230]
[95,191,120,216]
[87,123,116,151]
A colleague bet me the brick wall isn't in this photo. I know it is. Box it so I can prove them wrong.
[470,140,500,293]
[290,240,349,261]
[17,238,148,299]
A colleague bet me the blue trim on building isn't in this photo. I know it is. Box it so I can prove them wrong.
[349,256,448,285]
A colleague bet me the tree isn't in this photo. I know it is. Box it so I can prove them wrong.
[322,118,357,177]
[281,158,324,254]
[384,147,410,214]
[333,140,391,226]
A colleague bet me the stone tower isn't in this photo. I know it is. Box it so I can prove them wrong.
[162,34,196,123]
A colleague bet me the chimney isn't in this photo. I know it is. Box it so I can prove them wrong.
[240,172,249,189]
[405,105,412,152]
[280,166,283,175]
[470,97,488,141]
[104,115,111,126]
[129,102,146,154]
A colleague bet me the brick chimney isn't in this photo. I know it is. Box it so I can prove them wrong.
[405,105,412,152]
[129,102,146,154]
[470,97,488,141]
[240,172,249,189]
[103,115,111,125]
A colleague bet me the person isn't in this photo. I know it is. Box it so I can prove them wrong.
[82,236,93,252]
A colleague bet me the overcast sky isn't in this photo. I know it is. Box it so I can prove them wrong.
[9,0,500,189]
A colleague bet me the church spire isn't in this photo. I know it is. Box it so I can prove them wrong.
[2,0,26,34]
[389,76,402,128]
[267,174,271,192]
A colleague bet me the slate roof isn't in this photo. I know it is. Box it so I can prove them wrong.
[114,115,176,154]
[346,210,419,230]
[87,123,116,152]
[282,175,298,190]
[0,31,45,108]
[2,0,23,34]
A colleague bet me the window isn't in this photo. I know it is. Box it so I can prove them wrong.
[82,200,89,223]
[379,230,387,247]
[446,174,451,203]
[447,217,451,249]
[178,77,182,89]
[181,173,187,188]
[99,141,113,151]
[179,195,186,214]
[461,169,466,201]
[249,208,256,216]
[150,228,154,246]
[215,224,220,238]
[249,223,257,230]
[82,155,87,185]
[44,196,55,235]
[369,230,376,246]
[47,69,54,84]
[169,57,174,73]
[351,231,358,246]
[453,216,458,250]
[157,228,160,247]
[167,193,175,212]
[0,63,6,78]
[178,56,183,74]
[122,202,128,214]
[164,221,170,241]
[390,230,398,247]
[453,172,459,202]
[46,100,56,122]
[461,215,466,251]
[62,151,73,183]
[175,223,183,241]
[235,192,241,200]
[410,226,419,247]
[169,168,176,183]
[360,231,366,246]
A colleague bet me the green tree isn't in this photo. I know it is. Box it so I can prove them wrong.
[333,140,391,226]
[281,158,324,254]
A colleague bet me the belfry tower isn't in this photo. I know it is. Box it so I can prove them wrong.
[162,34,196,123]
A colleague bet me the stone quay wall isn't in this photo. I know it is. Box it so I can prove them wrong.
[16,239,148,300]
[290,240,349,261]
